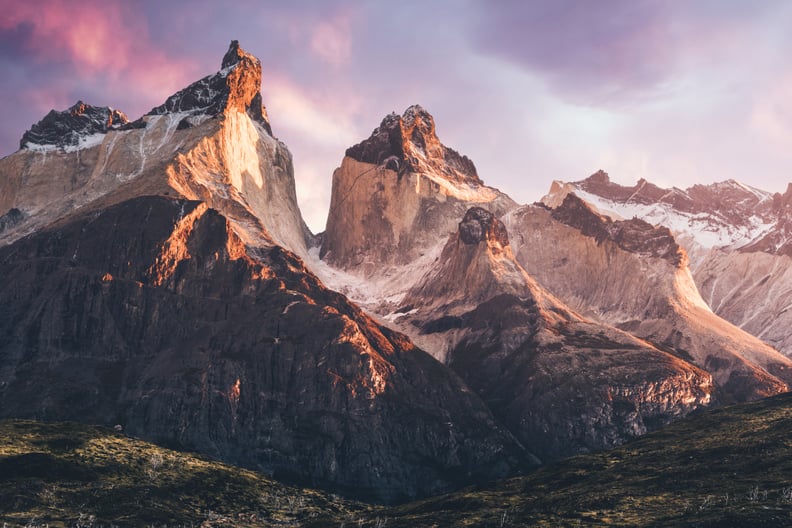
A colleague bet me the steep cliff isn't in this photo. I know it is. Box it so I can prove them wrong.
[320,105,516,270]
[0,196,530,504]
[395,207,713,461]
[505,196,792,402]
[314,106,516,316]
[543,172,792,357]
[0,40,310,257]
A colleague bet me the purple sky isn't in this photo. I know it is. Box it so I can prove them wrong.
[1,0,791,232]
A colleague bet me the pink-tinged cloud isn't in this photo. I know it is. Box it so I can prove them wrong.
[750,72,792,146]
[309,11,354,67]
[0,0,199,116]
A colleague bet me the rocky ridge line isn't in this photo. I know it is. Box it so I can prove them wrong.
[20,101,129,150]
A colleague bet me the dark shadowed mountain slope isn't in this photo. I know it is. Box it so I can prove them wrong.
[0,195,531,504]
[381,392,792,527]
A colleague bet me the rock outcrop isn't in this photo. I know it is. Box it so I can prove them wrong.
[505,197,792,402]
[344,105,480,186]
[542,172,792,357]
[320,105,516,271]
[0,195,530,504]
[0,40,310,258]
[20,101,129,151]
[148,40,272,135]
[395,207,713,461]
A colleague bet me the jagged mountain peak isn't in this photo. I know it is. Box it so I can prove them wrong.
[147,40,271,134]
[402,206,566,320]
[221,39,246,69]
[459,206,509,248]
[773,183,792,211]
[2,39,311,258]
[551,193,687,267]
[396,205,713,461]
[345,104,481,186]
[19,100,129,151]
[585,169,610,184]
[320,105,516,270]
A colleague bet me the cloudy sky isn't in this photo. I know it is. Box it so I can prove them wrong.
[1,0,791,232]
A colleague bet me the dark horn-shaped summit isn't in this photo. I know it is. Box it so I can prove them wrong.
[20,100,129,150]
[459,207,509,246]
[345,104,481,186]
[148,40,272,134]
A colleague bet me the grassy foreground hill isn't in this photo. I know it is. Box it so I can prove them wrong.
[384,392,792,527]
[3,392,792,527]
[0,420,368,527]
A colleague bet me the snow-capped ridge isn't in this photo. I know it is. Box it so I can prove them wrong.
[2,40,311,260]
[550,193,687,267]
[19,100,129,152]
[147,40,272,135]
[542,172,781,254]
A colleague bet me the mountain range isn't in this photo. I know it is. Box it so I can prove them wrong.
[543,172,792,359]
[1,40,791,516]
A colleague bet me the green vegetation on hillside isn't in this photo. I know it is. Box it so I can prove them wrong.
[383,392,792,527]
[0,420,368,527]
[3,392,792,526]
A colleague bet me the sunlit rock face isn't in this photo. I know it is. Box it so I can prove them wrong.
[0,42,534,504]
[0,40,310,258]
[0,195,530,504]
[504,197,792,403]
[395,207,713,462]
[320,105,517,272]
[542,172,792,358]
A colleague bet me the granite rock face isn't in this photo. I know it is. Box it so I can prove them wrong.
[20,101,129,150]
[0,41,310,258]
[345,105,480,185]
[396,207,713,462]
[504,202,792,402]
[148,40,272,134]
[458,207,509,246]
[321,106,516,275]
[0,196,530,504]
[550,194,685,266]
[542,173,792,357]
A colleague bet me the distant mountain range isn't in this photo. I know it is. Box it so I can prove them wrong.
[543,171,792,358]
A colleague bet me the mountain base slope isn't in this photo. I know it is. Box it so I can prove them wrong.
[382,392,792,527]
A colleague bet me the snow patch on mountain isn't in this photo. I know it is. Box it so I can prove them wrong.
[542,180,776,253]
[23,132,107,153]
[307,240,446,314]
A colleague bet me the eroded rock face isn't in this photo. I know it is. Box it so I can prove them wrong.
[148,40,272,135]
[345,105,480,186]
[20,101,129,150]
[458,207,509,246]
[504,203,792,402]
[550,194,686,266]
[0,196,530,504]
[320,106,516,273]
[395,207,713,462]
[0,41,310,257]
[541,174,792,358]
